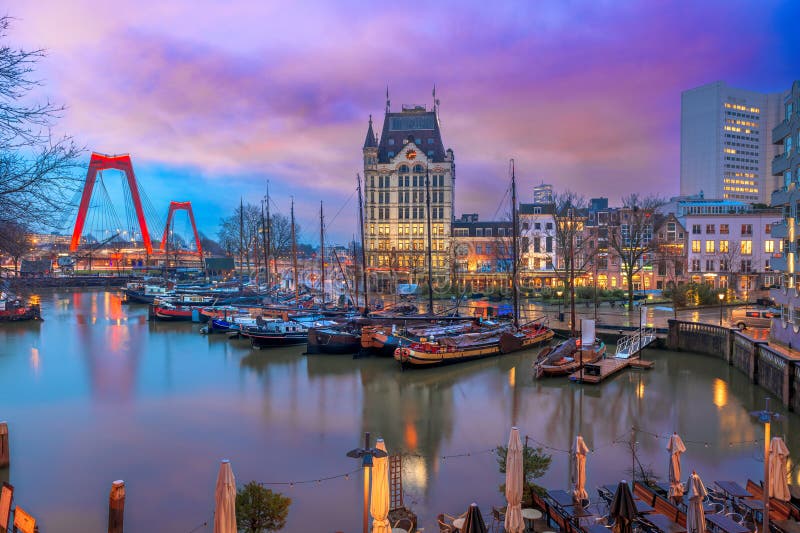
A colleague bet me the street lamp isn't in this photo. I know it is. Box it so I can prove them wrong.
[750,398,781,533]
[556,290,564,322]
[346,432,388,533]
[718,292,725,326]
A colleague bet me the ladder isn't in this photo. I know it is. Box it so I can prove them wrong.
[389,454,404,511]
[615,327,656,358]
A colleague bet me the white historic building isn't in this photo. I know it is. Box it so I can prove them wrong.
[362,102,455,285]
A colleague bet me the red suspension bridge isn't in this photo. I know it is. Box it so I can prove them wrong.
[63,152,204,268]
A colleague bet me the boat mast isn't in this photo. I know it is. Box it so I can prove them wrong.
[291,197,299,305]
[320,200,325,306]
[356,174,369,315]
[264,181,271,292]
[239,197,244,282]
[510,159,519,329]
[352,235,359,310]
[425,164,434,315]
[570,207,576,337]
[261,195,269,290]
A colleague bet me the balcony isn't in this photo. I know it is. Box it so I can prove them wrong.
[771,221,788,239]
[771,254,788,272]
[773,153,790,175]
[773,120,791,144]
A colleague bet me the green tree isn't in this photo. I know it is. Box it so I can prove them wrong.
[495,444,552,505]
[236,481,291,533]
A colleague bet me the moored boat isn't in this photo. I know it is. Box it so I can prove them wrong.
[240,318,309,348]
[533,337,606,378]
[0,297,41,322]
[394,322,553,368]
[307,324,361,354]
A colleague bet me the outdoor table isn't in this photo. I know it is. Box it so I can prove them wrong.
[705,512,750,533]
[547,489,576,508]
[564,504,602,529]
[452,517,465,530]
[773,519,800,533]
[643,513,687,533]
[715,481,750,499]
[737,498,765,523]
[522,508,542,530]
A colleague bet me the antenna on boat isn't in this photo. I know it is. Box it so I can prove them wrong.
[356,174,369,316]
[510,159,519,329]
[425,163,434,315]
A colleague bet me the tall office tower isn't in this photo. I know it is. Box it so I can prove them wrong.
[533,183,553,204]
[680,81,783,203]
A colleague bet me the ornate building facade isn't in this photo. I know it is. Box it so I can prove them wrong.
[362,102,455,287]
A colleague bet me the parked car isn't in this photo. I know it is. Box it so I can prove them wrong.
[731,308,780,330]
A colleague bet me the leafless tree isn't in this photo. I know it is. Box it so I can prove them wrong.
[0,16,81,229]
[553,191,596,333]
[0,220,32,276]
[608,194,664,307]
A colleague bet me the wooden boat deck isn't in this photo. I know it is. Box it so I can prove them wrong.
[568,357,654,384]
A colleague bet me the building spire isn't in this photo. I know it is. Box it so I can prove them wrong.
[385,85,390,113]
[363,114,377,149]
[433,83,440,113]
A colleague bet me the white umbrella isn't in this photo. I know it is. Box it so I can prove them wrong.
[573,435,589,503]
[214,459,237,533]
[370,439,391,533]
[769,436,791,502]
[505,427,524,533]
[686,471,707,533]
[667,433,687,504]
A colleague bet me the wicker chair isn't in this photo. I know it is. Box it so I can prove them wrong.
[437,514,457,533]
[490,506,506,532]
[394,518,414,533]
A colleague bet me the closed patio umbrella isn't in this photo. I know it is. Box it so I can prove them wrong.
[214,459,237,533]
[686,471,707,533]
[667,432,687,504]
[769,436,791,502]
[573,435,590,503]
[505,427,524,533]
[370,439,391,533]
[462,503,488,533]
[610,481,636,533]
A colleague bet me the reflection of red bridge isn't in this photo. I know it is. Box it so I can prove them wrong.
[70,152,202,255]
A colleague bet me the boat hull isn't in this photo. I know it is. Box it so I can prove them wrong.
[534,341,607,378]
[307,327,361,354]
[0,305,42,322]
[242,331,309,348]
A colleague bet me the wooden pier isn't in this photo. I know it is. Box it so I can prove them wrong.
[569,357,654,384]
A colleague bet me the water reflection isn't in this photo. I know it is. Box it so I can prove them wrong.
[2,290,800,532]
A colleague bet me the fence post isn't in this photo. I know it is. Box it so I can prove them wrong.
[0,422,8,468]
[108,480,125,533]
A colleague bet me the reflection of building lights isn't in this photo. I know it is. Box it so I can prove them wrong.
[404,421,418,451]
[712,378,728,408]
[30,347,40,374]
[636,381,645,399]
[403,455,428,492]
[509,367,516,388]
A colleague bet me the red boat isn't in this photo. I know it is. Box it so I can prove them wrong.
[0,299,42,322]
[150,301,194,321]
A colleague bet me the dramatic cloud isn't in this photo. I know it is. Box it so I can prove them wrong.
[6,0,798,242]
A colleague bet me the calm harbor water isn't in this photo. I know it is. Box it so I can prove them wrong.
[0,289,796,532]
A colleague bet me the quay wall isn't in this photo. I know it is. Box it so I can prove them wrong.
[667,320,796,410]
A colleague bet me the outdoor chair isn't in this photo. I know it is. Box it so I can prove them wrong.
[726,512,744,524]
[394,518,414,532]
[489,506,505,533]
[437,514,456,533]
[708,502,725,514]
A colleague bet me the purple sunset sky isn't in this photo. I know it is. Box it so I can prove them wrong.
[7,0,799,243]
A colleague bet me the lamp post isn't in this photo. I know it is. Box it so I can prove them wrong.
[557,290,564,322]
[346,432,388,533]
[718,292,725,326]
[750,398,781,533]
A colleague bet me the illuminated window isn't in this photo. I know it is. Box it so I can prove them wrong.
[719,224,729,235]
[719,240,729,253]
[691,240,701,253]
[765,240,774,253]
[705,241,715,253]
[740,240,752,255]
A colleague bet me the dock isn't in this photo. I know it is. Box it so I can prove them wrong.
[568,357,654,384]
